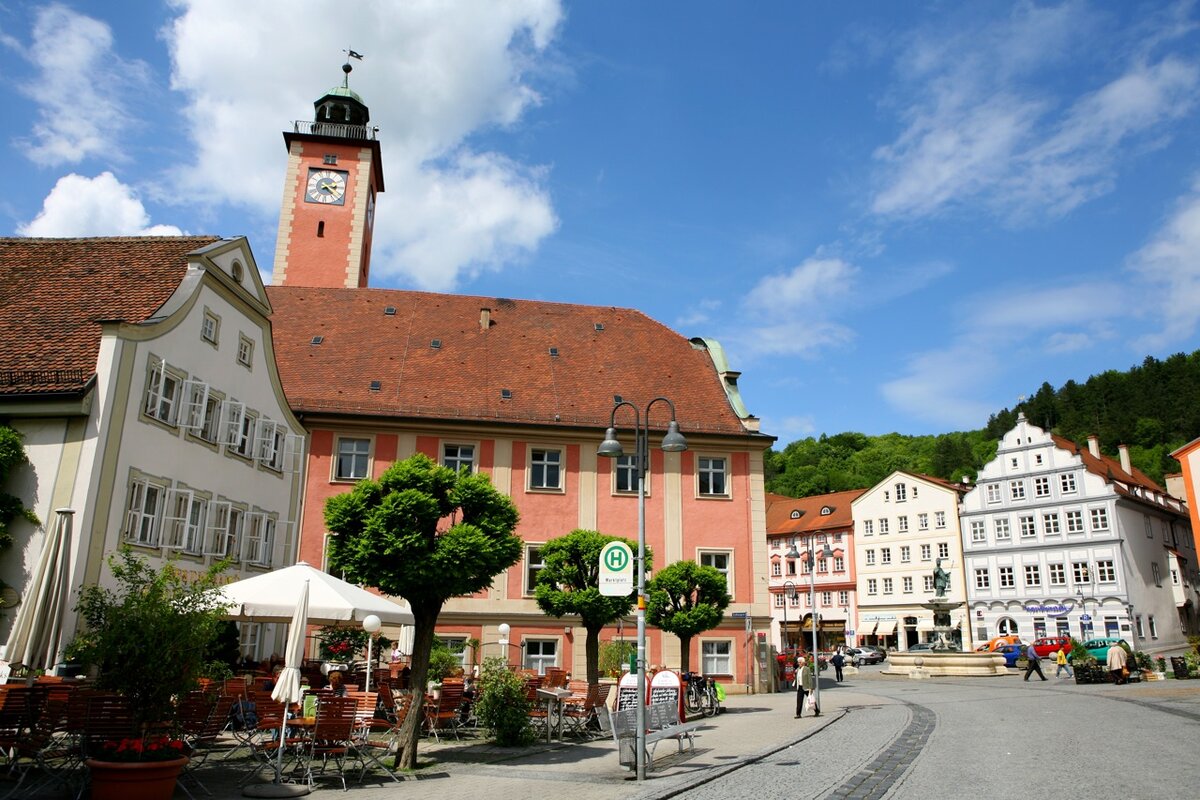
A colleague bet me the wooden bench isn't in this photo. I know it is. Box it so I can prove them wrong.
[604,701,702,769]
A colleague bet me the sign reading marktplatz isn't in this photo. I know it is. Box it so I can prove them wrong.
[599,541,634,596]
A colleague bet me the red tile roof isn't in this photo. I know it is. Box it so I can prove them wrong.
[266,286,758,437]
[1051,434,1187,516]
[765,489,865,535]
[0,237,220,395]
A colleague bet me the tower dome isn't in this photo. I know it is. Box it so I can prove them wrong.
[314,62,370,127]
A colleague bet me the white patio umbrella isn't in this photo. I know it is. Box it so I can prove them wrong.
[3,509,74,672]
[218,561,414,626]
[256,578,308,796]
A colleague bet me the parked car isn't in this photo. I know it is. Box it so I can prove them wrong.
[847,647,885,665]
[1031,636,1072,659]
[995,643,1025,667]
[907,642,936,652]
[974,635,1022,652]
[857,645,887,661]
[1082,637,1130,661]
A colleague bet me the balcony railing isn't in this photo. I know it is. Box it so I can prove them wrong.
[290,120,377,140]
[0,368,89,388]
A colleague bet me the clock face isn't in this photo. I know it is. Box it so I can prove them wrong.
[305,169,348,205]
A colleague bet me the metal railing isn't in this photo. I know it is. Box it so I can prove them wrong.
[0,368,88,387]
[290,120,377,140]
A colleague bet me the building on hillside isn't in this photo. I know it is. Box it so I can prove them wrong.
[0,237,307,669]
[961,413,1196,655]
[764,490,861,657]
[851,471,971,651]
[267,67,775,690]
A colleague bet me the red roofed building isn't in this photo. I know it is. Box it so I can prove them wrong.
[0,237,306,670]
[268,70,775,689]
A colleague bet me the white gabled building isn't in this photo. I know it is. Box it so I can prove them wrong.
[0,237,307,671]
[961,413,1195,655]
[851,471,971,651]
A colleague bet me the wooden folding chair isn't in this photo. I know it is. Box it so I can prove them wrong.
[298,696,361,791]
[422,681,464,742]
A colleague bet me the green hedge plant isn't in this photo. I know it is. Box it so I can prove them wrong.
[473,656,534,746]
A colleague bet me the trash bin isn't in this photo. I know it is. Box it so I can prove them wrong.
[1170,656,1189,679]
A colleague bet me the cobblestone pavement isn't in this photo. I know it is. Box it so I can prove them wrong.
[16,668,1200,799]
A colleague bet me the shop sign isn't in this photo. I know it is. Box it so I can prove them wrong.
[1023,602,1075,614]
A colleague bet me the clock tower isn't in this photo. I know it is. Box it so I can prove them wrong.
[272,61,384,289]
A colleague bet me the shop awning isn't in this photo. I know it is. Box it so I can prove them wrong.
[863,620,879,635]
[875,619,898,636]
[916,617,935,632]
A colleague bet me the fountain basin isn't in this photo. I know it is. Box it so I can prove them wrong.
[882,650,1008,677]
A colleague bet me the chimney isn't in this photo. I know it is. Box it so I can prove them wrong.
[1166,473,1185,500]
[1087,435,1100,458]
[1118,444,1132,475]
[480,307,491,330]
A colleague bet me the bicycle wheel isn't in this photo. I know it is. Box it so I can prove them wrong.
[700,684,718,717]
[683,683,701,714]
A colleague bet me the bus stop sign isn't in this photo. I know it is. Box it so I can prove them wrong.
[599,541,634,596]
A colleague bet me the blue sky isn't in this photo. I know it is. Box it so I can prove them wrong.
[2,1,1200,444]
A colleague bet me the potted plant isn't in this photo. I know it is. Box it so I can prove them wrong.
[67,548,230,800]
[317,624,368,671]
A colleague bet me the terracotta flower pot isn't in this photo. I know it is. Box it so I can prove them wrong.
[86,756,188,800]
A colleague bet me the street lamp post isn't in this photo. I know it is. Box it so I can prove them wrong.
[786,535,834,713]
[598,398,687,782]
[780,580,798,652]
[362,614,381,692]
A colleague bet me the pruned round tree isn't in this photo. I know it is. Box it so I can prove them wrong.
[533,529,650,684]
[324,453,521,769]
[645,560,731,673]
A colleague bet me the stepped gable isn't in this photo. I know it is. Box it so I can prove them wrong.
[266,286,753,436]
[0,236,221,395]
[765,489,866,535]
[1051,433,1187,516]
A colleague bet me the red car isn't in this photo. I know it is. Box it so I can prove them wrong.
[1030,636,1072,659]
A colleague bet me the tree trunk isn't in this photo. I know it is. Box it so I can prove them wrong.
[584,624,601,685]
[678,634,693,673]
[394,604,440,771]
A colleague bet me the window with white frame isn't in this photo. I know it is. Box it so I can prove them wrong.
[974,568,990,589]
[194,391,223,443]
[204,502,243,559]
[773,592,785,608]
[1034,476,1050,497]
[998,566,1014,588]
[900,546,910,563]
[895,483,907,501]
[863,520,873,535]
[898,516,909,533]
[613,454,638,493]
[201,311,220,345]
[124,476,166,546]
[236,334,254,368]
[878,518,889,534]
[242,513,275,566]
[789,591,800,607]
[1043,513,1061,535]
[786,559,796,576]
[442,443,476,474]
[230,411,257,459]
[699,551,732,592]
[1089,508,1109,531]
[523,639,557,675]
[821,591,832,606]
[986,484,1001,503]
[971,521,986,543]
[1152,562,1161,587]
[935,511,946,528]
[923,574,934,592]
[1060,473,1077,493]
[834,556,844,571]
[1065,511,1084,534]
[867,579,877,595]
[1072,562,1091,584]
[524,545,546,594]
[1009,480,1026,500]
[161,488,207,551]
[530,448,563,490]
[440,637,470,667]
[817,558,827,573]
[1145,516,1154,538]
[701,640,732,675]
[902,576,913,593]
[771,561,782,577]
[1096,560,1115,582]
[995,518,1011,540]
[335,438,371,481]
[144,360,182,425]
[920,544,932,561]
[881,547,892,565]
[1019,516,1036,538]
[838,590,848,606]
[937,542,949,559]
[865,549,876,566]
[1024,564,1041,587]
[1149,615,1158,638]
[882,577,893,594]
[1048,563,1066,585]
[918,513,929,530]
[697,456,728,497]
[239,622,263,661]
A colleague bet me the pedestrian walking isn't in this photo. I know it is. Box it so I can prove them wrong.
[830,650,845,682]
[795,656,819,718]
[1107,642,1129,685]
[1055,648,1073,678]
[1023,642,1047,681]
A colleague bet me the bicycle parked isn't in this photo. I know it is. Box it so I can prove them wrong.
[681,671,720,717]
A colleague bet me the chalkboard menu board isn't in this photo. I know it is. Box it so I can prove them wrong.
[616,671,640,710]
[648,685,679,708]
[648,670,683,722]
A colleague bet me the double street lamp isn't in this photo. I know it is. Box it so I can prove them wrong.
[598,397,687,782]
[780,580,799,652]
[786,535,834,713]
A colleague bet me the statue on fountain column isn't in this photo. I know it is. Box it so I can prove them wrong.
[933,557,950,598]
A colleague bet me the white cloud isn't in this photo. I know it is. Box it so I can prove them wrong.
[965,282,1123,333]
[870,5,1198,222]
[163,0,562,289]
[764,414,817,441]
[675,299,721,329]
[17,172,183,237]
[11,4,150,166]
[742,257,857,316]
[881,344,999,429]
[1128,178,1200,349]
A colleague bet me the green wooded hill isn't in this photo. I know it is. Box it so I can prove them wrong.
[764,351,1200,498]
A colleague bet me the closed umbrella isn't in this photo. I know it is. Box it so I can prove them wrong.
[264,579,308,792]
[3,508,73,672]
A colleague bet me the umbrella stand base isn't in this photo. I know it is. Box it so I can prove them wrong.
[243,783,310,797]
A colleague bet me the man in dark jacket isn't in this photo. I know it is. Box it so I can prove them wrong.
[1023,642,1047,681]
[830,650,845,682]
